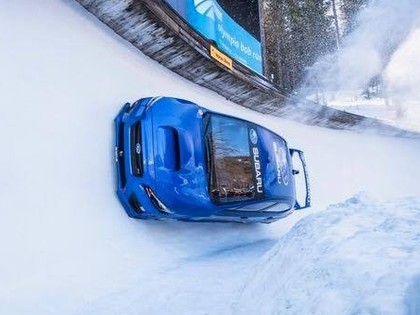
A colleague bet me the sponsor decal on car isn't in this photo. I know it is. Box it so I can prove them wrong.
[273,141,289,186]
[249,128,264,197]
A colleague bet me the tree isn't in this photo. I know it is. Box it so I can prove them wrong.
[340,0,367,35]
[331,0,341,49]
[276,0,336,92]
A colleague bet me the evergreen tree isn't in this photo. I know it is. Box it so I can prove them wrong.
[275,0,336,92]
[340,0,368,35]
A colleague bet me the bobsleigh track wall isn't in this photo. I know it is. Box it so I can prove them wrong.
[75,0,419,138]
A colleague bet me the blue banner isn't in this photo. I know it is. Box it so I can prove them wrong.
[164,0,262,75]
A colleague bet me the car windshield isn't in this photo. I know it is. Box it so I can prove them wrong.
[204,114,263,204]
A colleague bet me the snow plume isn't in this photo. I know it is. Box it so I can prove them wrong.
[300,0,420,103]
[383,24,420,121]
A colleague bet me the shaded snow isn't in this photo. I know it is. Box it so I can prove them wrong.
[235,194,420,315]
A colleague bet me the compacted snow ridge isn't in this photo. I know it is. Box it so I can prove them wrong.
[234,194,420,315]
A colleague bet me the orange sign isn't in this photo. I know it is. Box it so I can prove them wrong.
[210,45,233,70]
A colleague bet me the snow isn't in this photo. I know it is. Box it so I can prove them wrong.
[0,1,419,315]
[234,194,420,315]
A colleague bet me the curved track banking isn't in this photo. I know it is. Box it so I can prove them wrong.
[76,0,420,137]
[1,1,420,314]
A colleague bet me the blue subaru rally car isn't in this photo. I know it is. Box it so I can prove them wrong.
[114,97,310,223]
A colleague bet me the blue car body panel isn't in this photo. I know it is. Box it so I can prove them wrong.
[114,97,310,223]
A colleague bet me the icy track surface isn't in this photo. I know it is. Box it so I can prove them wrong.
[1,1,420,315]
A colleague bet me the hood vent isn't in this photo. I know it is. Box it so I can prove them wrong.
[157,127,180,171]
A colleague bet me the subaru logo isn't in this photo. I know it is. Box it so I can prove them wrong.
[249,129,258,145]
[194,0,223,21]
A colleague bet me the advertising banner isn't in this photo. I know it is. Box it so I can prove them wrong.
[164,0,263,75]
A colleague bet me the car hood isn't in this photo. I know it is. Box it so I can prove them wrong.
[151,98,212,215]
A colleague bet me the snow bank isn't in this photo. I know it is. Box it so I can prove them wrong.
[234,193,420,315]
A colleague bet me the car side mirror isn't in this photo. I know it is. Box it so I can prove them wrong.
[290,149,311,210]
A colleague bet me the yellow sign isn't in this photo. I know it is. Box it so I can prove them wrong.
[210,45,233,70]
